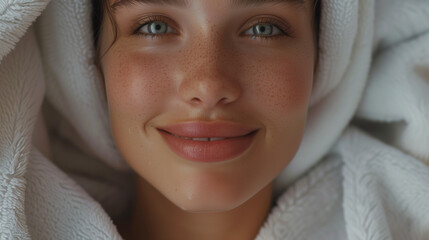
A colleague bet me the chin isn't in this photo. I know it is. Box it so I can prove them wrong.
[163,176,252,213]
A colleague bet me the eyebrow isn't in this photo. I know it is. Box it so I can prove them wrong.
[111,0,305,12]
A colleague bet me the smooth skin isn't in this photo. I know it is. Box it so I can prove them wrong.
[98,0,317,239]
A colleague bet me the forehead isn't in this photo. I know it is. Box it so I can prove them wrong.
[111,0,307,11]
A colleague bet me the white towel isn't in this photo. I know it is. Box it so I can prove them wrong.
[356,0,429,164]
[1,0,428,239]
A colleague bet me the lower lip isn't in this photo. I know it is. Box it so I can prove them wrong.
[158,130,257,163]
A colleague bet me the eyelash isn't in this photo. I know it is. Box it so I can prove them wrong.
[132,15,292,41]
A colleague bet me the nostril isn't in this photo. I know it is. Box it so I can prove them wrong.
[191,98,201,104]
[219,97,228,104]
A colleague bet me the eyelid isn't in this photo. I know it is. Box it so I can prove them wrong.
[239,16,294,38]
[132,15,179,36]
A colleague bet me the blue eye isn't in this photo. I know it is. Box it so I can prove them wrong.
[139,21,173,35]
[133,16,177,39]
[244,23,284,38]
[246,23,280,36]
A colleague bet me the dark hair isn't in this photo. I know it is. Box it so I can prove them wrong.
[92,0,115,69]
[92,0,321,68]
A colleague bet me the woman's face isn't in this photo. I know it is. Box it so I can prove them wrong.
[99,0,316,212]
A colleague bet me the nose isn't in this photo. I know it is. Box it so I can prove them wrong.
[177,42,241,109]
[178,70,241,108]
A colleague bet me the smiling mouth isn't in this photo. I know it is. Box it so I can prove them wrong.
[158,129,258,141]
[157,127,259,163]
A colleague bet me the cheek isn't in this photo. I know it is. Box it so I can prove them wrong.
[242,53,314,173]
[104,51,174,119]
[103,50,180,176]
[244,54,314,119]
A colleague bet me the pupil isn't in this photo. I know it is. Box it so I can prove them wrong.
[255,24,272,35]
[149,21,167,33]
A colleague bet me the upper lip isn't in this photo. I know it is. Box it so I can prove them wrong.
[157,121,258,138]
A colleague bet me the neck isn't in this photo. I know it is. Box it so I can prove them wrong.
[119,177,274,240]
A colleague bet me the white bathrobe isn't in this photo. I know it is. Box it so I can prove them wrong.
[0,0,429,239]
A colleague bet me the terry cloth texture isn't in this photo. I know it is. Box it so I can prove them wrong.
[0,0,429,239]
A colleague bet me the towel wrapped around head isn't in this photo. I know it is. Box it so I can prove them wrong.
[0,0,429,239]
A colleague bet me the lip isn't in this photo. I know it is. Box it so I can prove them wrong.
[157,121,259,163]
[157,121,257,138]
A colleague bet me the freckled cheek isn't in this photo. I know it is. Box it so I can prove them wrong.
[245,58,313,170]
[249,59,313,116]
[104,54,174,118]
